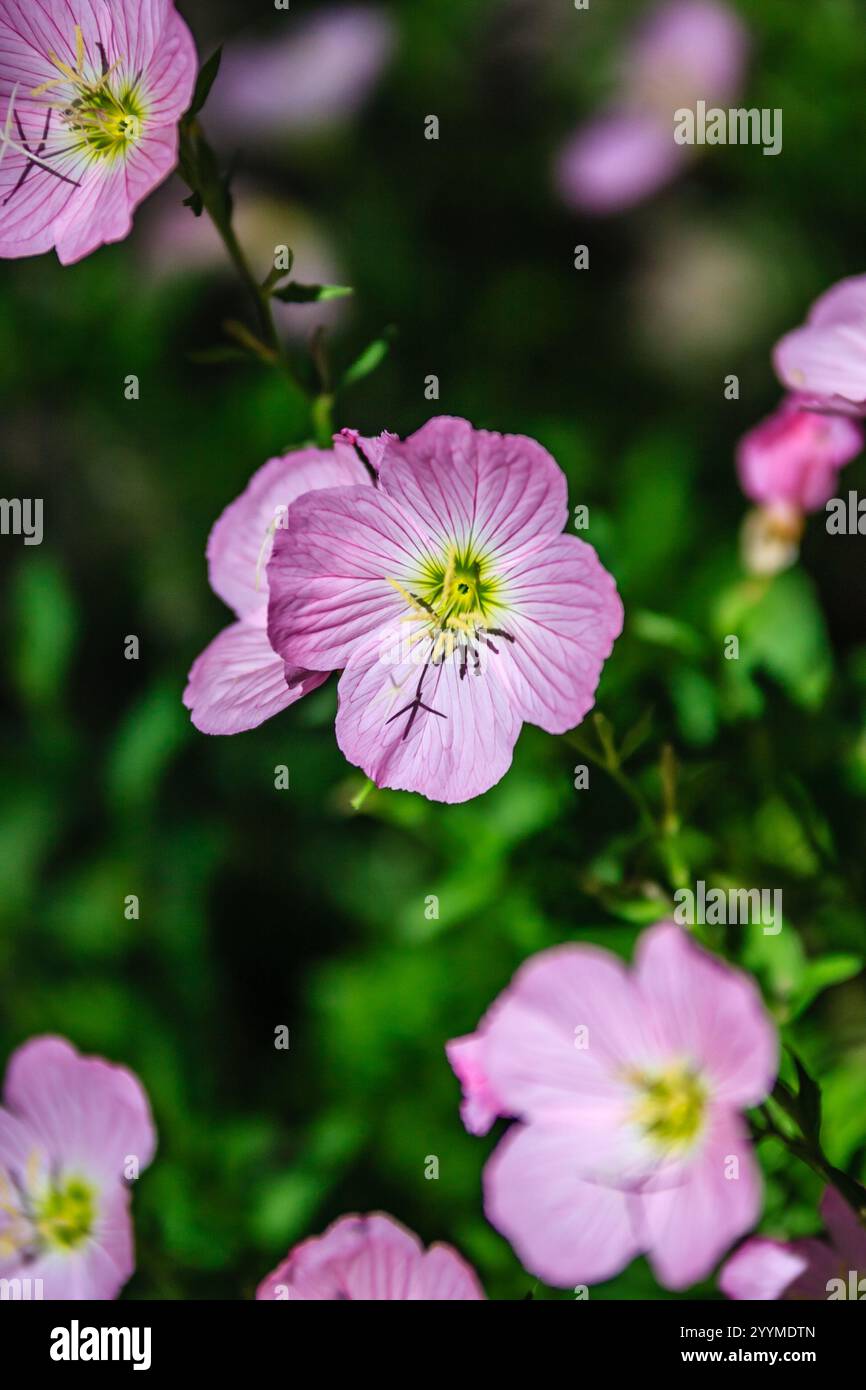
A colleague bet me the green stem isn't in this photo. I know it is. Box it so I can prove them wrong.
[758,1102,866,1221]
[349,777,376,812]
[179,120,310,406]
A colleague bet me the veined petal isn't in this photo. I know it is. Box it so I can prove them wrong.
[208,445,369,621]
[267,485,433,671]
[183,618,327,736]
[378,416,569,558]
[334,624,521,803]
[496,533,624,734]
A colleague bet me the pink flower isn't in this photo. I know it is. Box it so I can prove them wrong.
[556,1,748,214]
[774,274,866,415]
[735,396,862,576]
[447,922,778,1290]
[737,396,863,512]
[184,438,371,736]
[256,1212,485,1300]
[0,1036,155,1299]
[266,416,623,804]
[720,1188,866,1300]
[0,0,196,264]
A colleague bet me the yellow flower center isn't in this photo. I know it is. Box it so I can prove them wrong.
[34,1176,95,1252]
[31,24,144,163]
[631,1062,707,1152]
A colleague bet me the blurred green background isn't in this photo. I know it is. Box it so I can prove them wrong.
[1,0,865,1299]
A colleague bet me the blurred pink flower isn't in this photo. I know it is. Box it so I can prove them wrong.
[448,921,778,1290]
[0,0,196,264]
[736,396,862,576]
[0,1036,155,1299]
[184,438,370,735]
[256,1212,485,1300]
[720,1188,866,1300]
[267,416,623,804]
[208,6,395,142]
[774,274,866,415]
[737,396,863,512]
[556,0,748,214]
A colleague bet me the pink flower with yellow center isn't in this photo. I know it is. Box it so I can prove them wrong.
[0,1036,155,1299]
[447,922,778,1290]
[0,0,196,264]
[267,416,623,804]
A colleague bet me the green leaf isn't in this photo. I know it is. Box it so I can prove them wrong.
[618,706,654,764]
[186,47,223,121]
[11,555,78,709]
[271,282,354,304]
[106,682,190,814]
[632,609,706,658]
[789,955,863,1019]
[341,330,394,389]
[717,570,833,713]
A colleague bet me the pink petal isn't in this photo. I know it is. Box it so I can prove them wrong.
[3,1035,156,1185]
[208,445,369,621]
[820,1186,866,1271]
[556,110,686,215]
[267,486,433,671]
[183,618,327,735]
[635,921,778,1109]
[483,1123,642,1287]
[719,1237,809,1300]
[445,1033,505,1137]
[479,944,654,1119]
[639,1108,762,1290]
[15,1189,135,1299]
[625,1,749,110]
[333,623,521,802]
[0,113,90,260]
[377,417,569,558]
[121,1,197,121]
[736,396,863,511]
[774,276,866,413]
[256,1212,483,1300]
[496,533,623,734]
[409,1244,485,1300]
